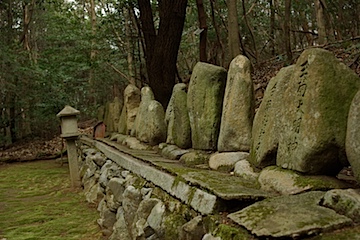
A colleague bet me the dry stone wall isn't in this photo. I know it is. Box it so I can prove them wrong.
[87,49,360,239]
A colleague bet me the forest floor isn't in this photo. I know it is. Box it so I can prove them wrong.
[0,160,102,240]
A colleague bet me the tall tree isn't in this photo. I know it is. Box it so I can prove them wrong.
[196,0,208,62]
[315,0,327,44]
[227,0,241,60]
[284,0,292,63]
[138,0,188,108]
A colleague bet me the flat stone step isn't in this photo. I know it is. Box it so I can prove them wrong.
[80,137,272,214]
[228,191,353,238]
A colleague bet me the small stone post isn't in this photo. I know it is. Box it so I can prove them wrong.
[57,105,81,188]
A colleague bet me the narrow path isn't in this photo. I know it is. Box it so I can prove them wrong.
[0,160,101,240]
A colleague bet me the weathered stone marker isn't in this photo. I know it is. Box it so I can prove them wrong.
[277,48,360,175]
[218,55,254,152]
[57,105,81,188]
[187,62,227,150]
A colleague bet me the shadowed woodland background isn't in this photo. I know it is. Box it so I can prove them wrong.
[1,0,360,148]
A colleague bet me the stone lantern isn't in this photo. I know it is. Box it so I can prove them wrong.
[57,105,80,138]
[57,105,81,188]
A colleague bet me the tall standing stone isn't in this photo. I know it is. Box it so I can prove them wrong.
[132,86,167,145]
[346,89,360,183]
[188,62,227,150]
[218,55,254,152]
[131,87,154,137]
[104,97,123,133]
[277,48,360,175]
[166,83,191,149]
[118,84,141,134]
[249,65,294,168]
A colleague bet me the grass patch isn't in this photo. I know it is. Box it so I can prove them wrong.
[0,160,102,240]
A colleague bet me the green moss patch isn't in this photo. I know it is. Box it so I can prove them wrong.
[0,160,101,240]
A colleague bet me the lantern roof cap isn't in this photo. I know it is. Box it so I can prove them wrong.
[57,105,80,118]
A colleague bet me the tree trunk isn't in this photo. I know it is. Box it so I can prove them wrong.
[241,0,258,63]
[138,0,188,108]
[227,0,241,60]
[315,0,327,44]
[196,0,208,62]
[269,0,275,55]
[124,7,136,86]
[284,0,292,63]
[89,0,97,100]
[210,0,225,66]
[138,0,156,74]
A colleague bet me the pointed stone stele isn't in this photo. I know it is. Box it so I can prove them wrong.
[218,55,254,152]
[249,65,294,168]
[277,48,360,175]
[118,84,141,135]
[228,191,352,238]
[187,62,227,150]
[346,89,360,183]
[132,86,166,145]
[165,83,191,149]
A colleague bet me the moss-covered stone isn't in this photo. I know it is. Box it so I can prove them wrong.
[228,191,352,238]
[249,65,294,168]
[188,62,227,150]
[214,224,253,240]
[218,55,254,152]
[277,48,360,175]
[346,89,360,183]
[179,150,211,167]
[258,166,352,195]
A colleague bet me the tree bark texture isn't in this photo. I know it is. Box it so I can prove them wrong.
[227,0,241,60]
[138,0,188,108]
[284,0,292,63]
[315,0,327,44]
[196,0,208,62]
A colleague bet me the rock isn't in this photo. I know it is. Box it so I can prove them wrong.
[98,208,117,230]
[118,84,141,134]
[141,187,153,199]
[166,83,192,149]
[131,198,162,239]
[107,177,126,203]
[249,65,294,168]
[124,137,152,150]
[85,182,105,204]
[180,151,211,167]
[161,144,190,160]
[258,166,352,195]
[122,186,142,227]
[234,160,259,181]
[228,191,352,238]
[321,189,360,223]
[131,86,155,137]
[109,208,131,240]
[188,62,227,150]
[277,48,360,175]
[202,233,221,240]
[209,152,249,172]
[117,105,127,134]
[218,55,254,152]
[99,161,121,188]
[346,90,360,183]
[90,153,107,167]
[105,193,120,212]
[104,97,123,133]
[139,101,167,145]
[133,87,167,145]
[147,201,166,236]
[179,216,206,240]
